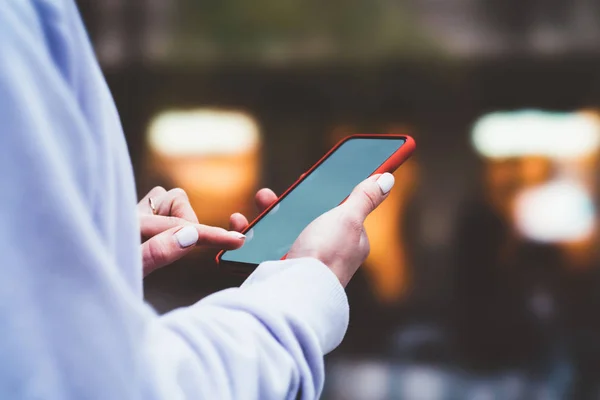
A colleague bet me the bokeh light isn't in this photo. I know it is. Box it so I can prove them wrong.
[513,180,595,243]
[472,110,600,159]
[146,108,261,227]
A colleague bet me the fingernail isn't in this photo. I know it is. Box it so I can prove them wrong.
[175,226,199,248]
[376,173,395,194]
[229,231,246,240]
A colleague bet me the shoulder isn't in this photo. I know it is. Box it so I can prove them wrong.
[0,1,54,59]
[0,0,83,92]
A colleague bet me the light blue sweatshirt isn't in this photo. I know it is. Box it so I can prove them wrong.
[0,1,349,399]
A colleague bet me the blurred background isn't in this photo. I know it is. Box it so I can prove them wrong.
[77,0,600,398]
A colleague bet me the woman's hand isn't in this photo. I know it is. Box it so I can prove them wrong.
[287,173,395,287]
[139,187,277,276]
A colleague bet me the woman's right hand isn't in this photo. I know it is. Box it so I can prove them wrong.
[287,173,395,287]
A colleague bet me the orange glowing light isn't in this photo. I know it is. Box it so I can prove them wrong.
[474,109,600,269]
[146,109,261,228]
[363,158,418,303]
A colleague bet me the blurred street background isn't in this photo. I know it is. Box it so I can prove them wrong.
[77,0,600,398]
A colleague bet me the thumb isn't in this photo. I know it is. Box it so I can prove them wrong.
[341,173,395,222]
[142,224,245,275]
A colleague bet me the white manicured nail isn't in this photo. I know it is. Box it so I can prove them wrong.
[229,231,246,240]
[376,173,395,194]
[175,226,199,248]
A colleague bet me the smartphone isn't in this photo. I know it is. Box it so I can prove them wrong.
[217,134,416,272]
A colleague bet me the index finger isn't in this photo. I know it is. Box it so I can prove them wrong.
[140,214,192,240]
[255,188,278,213]
[341,173,395,221]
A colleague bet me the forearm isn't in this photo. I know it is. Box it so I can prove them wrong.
[152,258,349,399]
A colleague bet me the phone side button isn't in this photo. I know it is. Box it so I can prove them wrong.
[299,173,307,179]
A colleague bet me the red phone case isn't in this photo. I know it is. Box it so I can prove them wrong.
[216,134,416,272]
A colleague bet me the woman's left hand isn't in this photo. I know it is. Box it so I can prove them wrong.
[138,187,277,276]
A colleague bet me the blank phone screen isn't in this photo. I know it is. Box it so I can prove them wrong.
[221,137,407,266]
